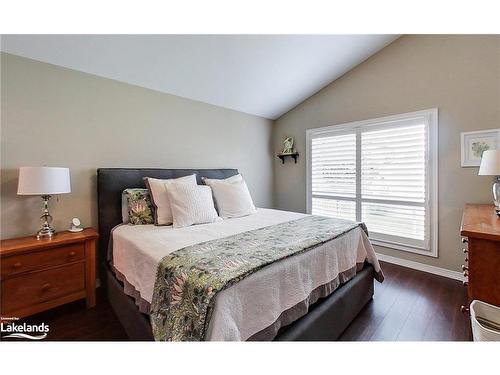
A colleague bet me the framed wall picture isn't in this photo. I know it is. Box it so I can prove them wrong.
[461,129,500,167]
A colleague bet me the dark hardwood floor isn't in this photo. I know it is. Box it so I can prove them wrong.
[339,262,471,341]
[2,261,471,341]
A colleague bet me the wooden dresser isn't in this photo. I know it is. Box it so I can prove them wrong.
[460,204,500,310]
[0,228,98,318]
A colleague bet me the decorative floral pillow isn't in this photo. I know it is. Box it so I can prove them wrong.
[123,189,154,225]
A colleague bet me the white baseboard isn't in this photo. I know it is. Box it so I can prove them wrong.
[376,253,464,281]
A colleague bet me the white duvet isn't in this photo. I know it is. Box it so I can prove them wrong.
[112,208,381,341]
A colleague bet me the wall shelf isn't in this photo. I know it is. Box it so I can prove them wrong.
[277,152,299,164]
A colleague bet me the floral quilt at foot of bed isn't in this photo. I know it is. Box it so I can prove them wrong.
[150,215,381,341]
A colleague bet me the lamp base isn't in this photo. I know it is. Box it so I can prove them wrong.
[36,226,56,239]
[36,195,56,240]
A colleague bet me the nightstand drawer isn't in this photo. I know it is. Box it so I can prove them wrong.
[1,262,85,314]
[1,243,84,278]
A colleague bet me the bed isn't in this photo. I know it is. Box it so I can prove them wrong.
[97,168,383,341]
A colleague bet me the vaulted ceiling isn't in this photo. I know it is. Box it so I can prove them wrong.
[1,34,399,119]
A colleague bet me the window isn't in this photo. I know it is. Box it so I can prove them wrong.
[306,109,438,257]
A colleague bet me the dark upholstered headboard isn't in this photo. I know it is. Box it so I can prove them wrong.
[96,168,239,271]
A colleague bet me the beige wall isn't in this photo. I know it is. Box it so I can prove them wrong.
[1,53,274,239]
[273,35,500,272]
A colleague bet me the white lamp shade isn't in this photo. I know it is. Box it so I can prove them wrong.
[478,150,500,176]
[17,167,71,195]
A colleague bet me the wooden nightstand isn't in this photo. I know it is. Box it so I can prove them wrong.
[0,228,98,318]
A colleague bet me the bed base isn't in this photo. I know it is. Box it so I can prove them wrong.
[106,265,374,341]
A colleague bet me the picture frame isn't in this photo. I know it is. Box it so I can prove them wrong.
[461,129,500,167]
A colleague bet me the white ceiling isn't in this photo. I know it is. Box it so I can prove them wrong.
[1,35,399,119]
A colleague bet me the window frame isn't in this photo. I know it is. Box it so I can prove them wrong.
[306,108,439,257]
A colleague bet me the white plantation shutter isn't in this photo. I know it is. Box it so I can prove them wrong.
[312,197,356,221]
[361,124,426,203]
[307,109,438,256]
[311,133,356,199]
[311,133,357,221]
[361,123,428,249]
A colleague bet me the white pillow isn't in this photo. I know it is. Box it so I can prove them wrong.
[144,174,197,226]
[167,183,220,228]
[203,174,243,185]
[203,178,256,219]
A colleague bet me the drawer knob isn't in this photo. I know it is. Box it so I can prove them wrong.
[463,248,468,254]
[462,238,468,244]
[69,251,76,257]
[463,271,468,277]
[461,265,468,271]
[13,262,22,268]
[463,281,468,287]
[41,283,51,291]
[460,305,469,314]
[464,257,468,262]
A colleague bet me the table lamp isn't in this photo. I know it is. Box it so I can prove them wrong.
[478,150,500,216]
[17,167,71,239]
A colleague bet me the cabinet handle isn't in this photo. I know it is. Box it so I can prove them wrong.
[461,265,468,271]
[463,281,468,287]
[13,262,22,268]
[463,248,468,254]
[462,238,468,244]
[460,305,469,314]
[463,271,468,277]
[41,283,51,291]
[464,257,468,262]
[69,251,76,257]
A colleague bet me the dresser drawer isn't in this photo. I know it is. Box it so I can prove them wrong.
[1,243,84,278]
[1,262,85,314]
